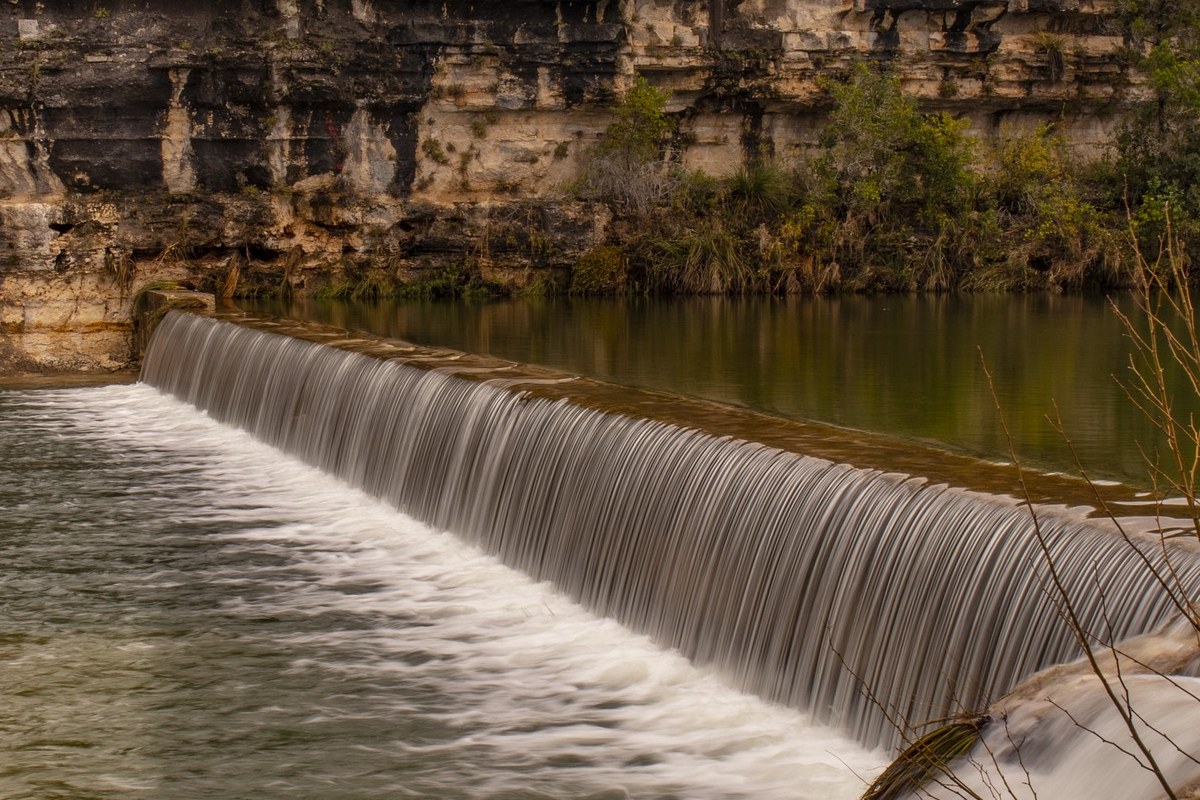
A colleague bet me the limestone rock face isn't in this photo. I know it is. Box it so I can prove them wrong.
[0,0,1136,372]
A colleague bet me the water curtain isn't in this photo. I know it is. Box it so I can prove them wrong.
[141,311,1198,751]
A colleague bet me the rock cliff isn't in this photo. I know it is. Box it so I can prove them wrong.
[1,0,1136,372]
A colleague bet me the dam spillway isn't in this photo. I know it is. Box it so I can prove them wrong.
[140,309,1200,752]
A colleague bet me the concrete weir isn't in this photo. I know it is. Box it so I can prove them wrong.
[132,289,216,359]
[136,308,1200,790]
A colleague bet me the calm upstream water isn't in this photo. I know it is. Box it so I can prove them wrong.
[251,293,1183,486]
[0,384,879,799]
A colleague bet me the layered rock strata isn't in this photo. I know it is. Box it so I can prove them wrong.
[1,0,1135,371]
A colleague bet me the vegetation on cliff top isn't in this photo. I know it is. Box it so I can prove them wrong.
[202,6,1200,302]
[1117,1,1200,256]
[569,61,1200,296]
[561,0,1200,298]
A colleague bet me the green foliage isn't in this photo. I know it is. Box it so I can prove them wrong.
[568,64,1131,296]
[570,246,625,294]
[985,125,1122,289]
[990,125,1061,215]
[576,75,678,214]
[313,260,396,302]
[316,262,504,300]
[626,222,775,295]
[595,75,673,166]
[313,280,351,301]
[1033,32,1067,82]
[723,162,799,225]
[791,64,985,291]
[616,162,805,295]
[816,64,974,228]
[556,59,1183,296]
[349,269,394,301]
[1116,1,1200,259]
[519,274,558,298]
[666,226,752,294]
[396,262,507,300]
[1118,0,1200,46]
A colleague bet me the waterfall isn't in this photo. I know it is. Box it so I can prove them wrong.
[141,311,1200,751]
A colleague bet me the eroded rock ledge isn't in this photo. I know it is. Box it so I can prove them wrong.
[1,0,1136,371]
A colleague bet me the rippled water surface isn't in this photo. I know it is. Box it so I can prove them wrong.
[0,385,879,799]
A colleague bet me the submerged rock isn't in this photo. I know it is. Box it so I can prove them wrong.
[877,614,1200,800]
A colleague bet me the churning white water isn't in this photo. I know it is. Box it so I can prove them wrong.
[0,384,881,799]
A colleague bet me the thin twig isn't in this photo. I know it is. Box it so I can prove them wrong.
[980,350,1180,800]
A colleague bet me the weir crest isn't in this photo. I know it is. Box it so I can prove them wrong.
[140,310,1200,752]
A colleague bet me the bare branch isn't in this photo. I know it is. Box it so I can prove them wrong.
[980,351,1181,800]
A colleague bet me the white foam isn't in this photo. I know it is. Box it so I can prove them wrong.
[34,383,884,799]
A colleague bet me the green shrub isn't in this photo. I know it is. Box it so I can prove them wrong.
[722,162,798,226]
[595,75,674,165]
[395,262,507,299]
[576,76,678,214]
[1115,3,1200,263]
[558,57,1167,294]
[799,64,980,289]
[983,125,1124,288]
[569,246,626,294]
[816,64,975,228]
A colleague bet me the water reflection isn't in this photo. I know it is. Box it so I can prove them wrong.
[250,293,1185,487]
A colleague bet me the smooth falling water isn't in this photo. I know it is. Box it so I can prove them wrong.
[142,312,1200,751]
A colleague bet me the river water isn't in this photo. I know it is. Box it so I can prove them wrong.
[252,293,1184,487]
[7,292,1188,797]
[0,384,879,799]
